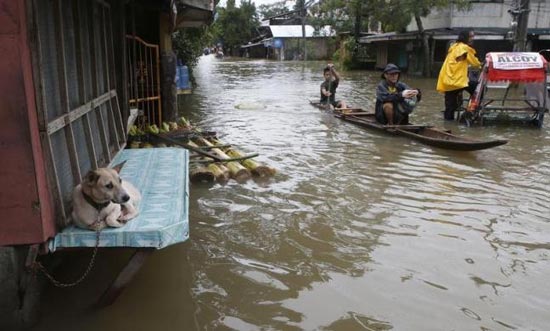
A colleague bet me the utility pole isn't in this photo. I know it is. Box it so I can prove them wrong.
[512,0,530,51]
[301,0,307,61]
[297,0,315,61]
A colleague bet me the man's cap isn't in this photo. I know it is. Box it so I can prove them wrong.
[383,63,400,74]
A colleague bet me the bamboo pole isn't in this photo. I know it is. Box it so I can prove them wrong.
[210,163,230,182]
[226,149,276,177]
[194,137,251,181]
[190,166,215,183]
[206,137,275,177]
[188,141,229,182]
[214,163,229,182]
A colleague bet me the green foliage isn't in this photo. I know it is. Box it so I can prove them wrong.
[369,0,412,32]
[258,1,289,20]
[212,0,260,54]
[172,26,214,69]
[342,37,356,68]
[307,0,471,34]
[309,0,370,35]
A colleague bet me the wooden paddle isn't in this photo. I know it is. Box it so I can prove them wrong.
[335,108,364,112]
[326,78,331,108]
[384,124,433,130]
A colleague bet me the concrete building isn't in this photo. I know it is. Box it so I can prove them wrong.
[360,1,550,75]
[241,24,336,60]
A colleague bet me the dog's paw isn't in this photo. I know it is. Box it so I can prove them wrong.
[118,209,138,222]
[105,218,125,227]
[118,213,135,222]
[117,217,129,224]
[90,221,106,231]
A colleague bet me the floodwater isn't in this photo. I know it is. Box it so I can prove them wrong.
[34,56,550,331]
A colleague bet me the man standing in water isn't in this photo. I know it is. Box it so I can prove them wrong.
[436,30,481,120]
[375,64,421,125]
[320,64,347,109]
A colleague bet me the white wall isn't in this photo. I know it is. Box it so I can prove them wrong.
[407,2,550,32]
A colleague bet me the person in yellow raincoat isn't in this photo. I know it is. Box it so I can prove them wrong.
[436,30,481,120]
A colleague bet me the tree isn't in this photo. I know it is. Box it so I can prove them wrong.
[309,0,352,32]
[372,0,471,77]
[307,0,373,65]
[258,1,289,20]
[212,0,260,55]
[173,26,215,69]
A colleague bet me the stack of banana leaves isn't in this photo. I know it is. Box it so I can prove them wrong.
[127,117,276,184]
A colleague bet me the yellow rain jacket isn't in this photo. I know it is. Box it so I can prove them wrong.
[436,42,481,92]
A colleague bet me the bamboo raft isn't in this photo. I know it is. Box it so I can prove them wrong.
[127,118,276,184]
[310,102,508,151]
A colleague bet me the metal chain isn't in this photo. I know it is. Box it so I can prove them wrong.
[32,227,101,288]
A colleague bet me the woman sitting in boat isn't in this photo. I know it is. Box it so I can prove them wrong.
[375,64,421,125]
[320,64,347,109]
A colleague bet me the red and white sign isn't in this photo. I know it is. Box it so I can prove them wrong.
[486,52,548,82]
[490,52,544,70]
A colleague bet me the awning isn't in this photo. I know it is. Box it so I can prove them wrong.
[176,0,214,28]
[360,29,507,44]
[359,32,417,43]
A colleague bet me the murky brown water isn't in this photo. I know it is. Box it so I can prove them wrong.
[35,56,550,331]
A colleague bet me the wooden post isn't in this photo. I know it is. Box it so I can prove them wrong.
[159,13,176,121]
[96,249,154,308]
[513,0,530,52]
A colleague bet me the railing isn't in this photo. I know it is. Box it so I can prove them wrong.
[126,35,162,126]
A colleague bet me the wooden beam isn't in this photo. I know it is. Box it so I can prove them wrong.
[96,249,154,308]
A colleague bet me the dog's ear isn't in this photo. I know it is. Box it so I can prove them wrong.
[111,161,127,174]
[83,170,99,186]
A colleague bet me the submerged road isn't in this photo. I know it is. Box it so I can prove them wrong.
[35,55,550,331]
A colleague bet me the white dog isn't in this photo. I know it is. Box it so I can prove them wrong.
[71,162,141,230]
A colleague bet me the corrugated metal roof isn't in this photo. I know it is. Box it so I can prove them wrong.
[269,25,335,38]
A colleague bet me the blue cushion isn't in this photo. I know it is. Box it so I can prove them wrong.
[48,148,189,251]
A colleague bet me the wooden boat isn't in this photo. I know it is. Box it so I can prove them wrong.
[310,102,508,151]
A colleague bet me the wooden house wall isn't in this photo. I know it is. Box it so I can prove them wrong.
[0,0,55,245]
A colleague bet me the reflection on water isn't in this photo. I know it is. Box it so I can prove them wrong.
[35,56,550,331]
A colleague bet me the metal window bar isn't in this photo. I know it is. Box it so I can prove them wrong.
[88,1,112,164]
[126,35,162,126]
[31,0,127,225]
[100,5,121,150]
[73,0,98,170]
[106,5,126,136]
[53,0,81,184]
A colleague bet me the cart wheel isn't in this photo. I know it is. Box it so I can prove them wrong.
[459,111,473,127]
[0,247,42,330]
[533,112,544,128]
[455,107,462,122]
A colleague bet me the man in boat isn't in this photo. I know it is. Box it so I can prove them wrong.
[436,30,481,120]
[320,64,347,109]
[375,64,421,125]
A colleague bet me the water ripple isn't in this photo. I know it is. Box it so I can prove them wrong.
[181,57,550,331]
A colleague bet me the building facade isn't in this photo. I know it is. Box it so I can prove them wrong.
[241,24,336,61]
[360,1,550,75]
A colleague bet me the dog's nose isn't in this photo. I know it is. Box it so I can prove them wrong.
[122,194,130,202]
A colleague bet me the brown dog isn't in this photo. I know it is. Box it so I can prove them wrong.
[71,162,141,230]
